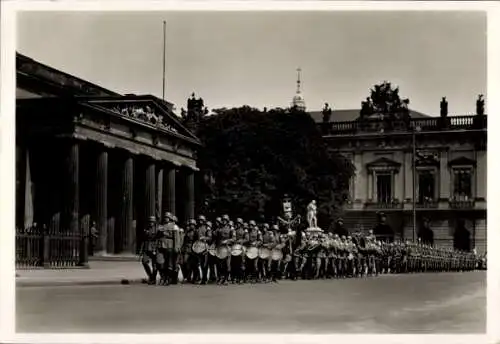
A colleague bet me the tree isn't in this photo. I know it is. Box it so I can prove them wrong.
[191,105,354,229]
[361,81,410,121]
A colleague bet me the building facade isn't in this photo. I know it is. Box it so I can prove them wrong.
[16,53,200,264]
[310,101,487,253]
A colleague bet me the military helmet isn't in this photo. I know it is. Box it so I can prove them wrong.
[164,212,173,220]
[216,217,222,223]
[222,214,230,221]
[263,223,270,229]
[249,220,256,226]
[148,216,156,222]
[172,215,178,223]
[229,220,234,226]
[188,219,197,225]
[236,218,244,224]
[243,222,249,228]
[198,215,206,222]
[206,221,212,228]
[271,224,279,231]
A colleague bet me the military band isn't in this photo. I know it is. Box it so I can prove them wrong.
[141,212,484,286]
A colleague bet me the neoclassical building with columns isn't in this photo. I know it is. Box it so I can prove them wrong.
[16,53,200,261]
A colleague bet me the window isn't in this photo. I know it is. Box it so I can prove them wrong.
[376,173,392,203]
[418,170,435,203]
[453,168,472,201]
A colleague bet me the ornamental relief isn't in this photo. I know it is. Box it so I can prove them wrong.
[110,104,179,134]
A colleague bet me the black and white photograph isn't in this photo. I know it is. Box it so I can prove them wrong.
[1,1,498,341]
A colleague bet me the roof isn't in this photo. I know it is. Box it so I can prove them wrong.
[308,108,431,123]
[17,52,119,97]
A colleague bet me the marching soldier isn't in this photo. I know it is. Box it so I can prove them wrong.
[141,216,159,285]
[181,219,197,283]
[232,218,249,284]
[195,215,212,284]
[259,224,275,282]
[246,221,262,283]
[156,213,178,285]
[216,215,234,285]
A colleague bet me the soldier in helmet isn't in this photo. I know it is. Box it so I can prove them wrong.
[216,214,235,285]
[259,223,275,282]
[195,215,212,284]
[231,217,249,284]
[246,220,262,283]
[156,212,178,285]
[141,216,159,285]
[181,219,197,283]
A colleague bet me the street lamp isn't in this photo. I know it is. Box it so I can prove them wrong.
[412,125,422,241]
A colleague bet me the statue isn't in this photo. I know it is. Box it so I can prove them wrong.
[307,200,317,229]
[476,94,485,116]
[440,97,448,117]
[360,97,373,118]
[322,103,332,123]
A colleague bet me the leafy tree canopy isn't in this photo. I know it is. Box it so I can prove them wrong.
[361,81,410,120]
[188,105,354,229]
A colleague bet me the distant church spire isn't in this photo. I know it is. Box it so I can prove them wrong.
[291,67,306,111]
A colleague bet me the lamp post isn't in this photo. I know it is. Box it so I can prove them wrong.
[412,125,422,242]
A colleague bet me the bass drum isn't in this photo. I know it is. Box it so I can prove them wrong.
[231,244,245,256]
[246,246,259,260]
[208,244,217,256]
[216,246,229,259]
[259,247,271,259]
[192,241,208,254]
[271,249,283,261]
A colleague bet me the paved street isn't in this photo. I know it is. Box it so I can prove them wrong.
[17,271,485,333]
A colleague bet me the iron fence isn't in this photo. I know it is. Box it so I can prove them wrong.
[16,226,83,269]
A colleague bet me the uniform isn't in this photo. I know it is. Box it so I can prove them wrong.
[216,216,234,285]
[231,218,248,284]
[141,216,159,284]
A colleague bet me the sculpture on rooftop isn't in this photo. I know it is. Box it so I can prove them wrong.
[476,94,485,116]
[440,97,448,117]
[322,103,332,123]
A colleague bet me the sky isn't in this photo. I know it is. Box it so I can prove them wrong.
[17,11,486,116]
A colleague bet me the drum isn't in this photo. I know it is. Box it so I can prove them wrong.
[216,246,229,259]
[231,244,245,256]
[283,254,292,263]
[259,247,271,259]
[192,241,208,254]
[208,244,217,256]
[271,249,283,261]
[246,246,259,260]
[348,253,354,260]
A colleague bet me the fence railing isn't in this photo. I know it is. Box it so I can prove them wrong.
[325,115,487,135]
[16,226,84,269]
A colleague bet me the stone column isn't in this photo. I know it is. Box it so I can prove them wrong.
[24,148,34,229]
[66,141,80,236]
[121,155,135,254]
[96,148,108,255]
[185,169,195,221]
[439,149,450,208]
[163,165,176,216]
[476,150,486,199]
[156,165,164,220]
[367,171,373,201]
[145,160,156,221]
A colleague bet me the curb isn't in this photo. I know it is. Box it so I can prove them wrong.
[16,278,146,288]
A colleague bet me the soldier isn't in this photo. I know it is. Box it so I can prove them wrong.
[216,215,234,285]
[373,212,395,243]
[156,212,177,285]
[246,221,262,283]
[181,219,197,283]
[231,218,248,284]
[195,215,212,284]
[172,216,184,284]
[141,216,159,285]
[259,223,275,282]
[269,224,281,282]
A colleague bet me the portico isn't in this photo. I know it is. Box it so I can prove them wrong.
[16,95,200,259]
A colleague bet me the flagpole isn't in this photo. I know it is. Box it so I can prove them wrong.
[162,20,166,101]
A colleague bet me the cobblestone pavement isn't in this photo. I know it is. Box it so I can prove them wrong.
[16,271,485,333]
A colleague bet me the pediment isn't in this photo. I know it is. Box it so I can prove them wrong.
[416,150,440,167]
[448,156,476,167]
[366,157,401,171]
[85,96,200,144]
